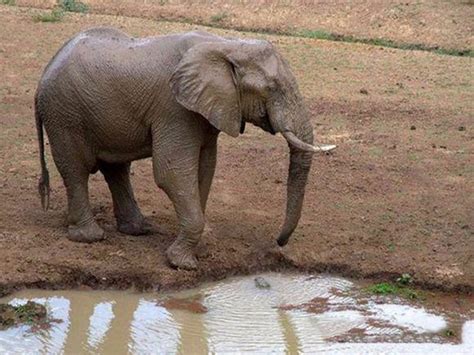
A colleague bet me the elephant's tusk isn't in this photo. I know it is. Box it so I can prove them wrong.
[281,131,337,153]
[315,143,337,152]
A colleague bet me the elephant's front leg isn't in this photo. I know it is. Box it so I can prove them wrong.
[152,132,204,270]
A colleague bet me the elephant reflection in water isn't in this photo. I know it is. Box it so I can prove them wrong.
[63,294,137,353]
[62,294,184,353]
[0,295,157,353]
[0,293,205,353]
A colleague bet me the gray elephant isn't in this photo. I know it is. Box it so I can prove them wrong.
[35,28,335,269]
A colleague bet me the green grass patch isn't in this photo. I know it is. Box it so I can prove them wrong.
[210,12,228,23]
[444,329,456,337]
[33,7,64,22]
[367,282,421,300]
[1,0,15,5]
[296,29,473,57]
[59,0,88,13]
[366,275,422,300]
[33,7,65,23]
[367,282,398,295]
[299,29,336,41]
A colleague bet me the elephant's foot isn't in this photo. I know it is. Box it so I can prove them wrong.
[117,217,155,236]
[166,239,198,270]
[195,225,212,258]
[68,221,105,243]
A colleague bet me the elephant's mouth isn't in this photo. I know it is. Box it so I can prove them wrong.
[259,114,276,135]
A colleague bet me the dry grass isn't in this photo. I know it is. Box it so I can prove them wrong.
[12,0,474,51]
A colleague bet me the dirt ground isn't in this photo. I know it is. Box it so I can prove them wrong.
[14,0,474,50]
[0,4,473,297]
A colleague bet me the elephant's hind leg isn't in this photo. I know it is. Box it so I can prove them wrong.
[99,161,152,235]
[50,133,104,243]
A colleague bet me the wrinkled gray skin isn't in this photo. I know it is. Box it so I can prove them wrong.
[35,28,330,270]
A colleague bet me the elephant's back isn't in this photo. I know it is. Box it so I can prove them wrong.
[81,27,130,39]
[39,27,130,84]
[39,28,224,87]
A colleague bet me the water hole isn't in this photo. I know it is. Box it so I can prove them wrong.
[1,273,472,354]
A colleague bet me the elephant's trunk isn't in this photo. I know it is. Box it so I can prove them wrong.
[277,125,314,247]
[268,98,316,247]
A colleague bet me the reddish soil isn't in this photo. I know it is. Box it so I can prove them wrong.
[0,5,473,297]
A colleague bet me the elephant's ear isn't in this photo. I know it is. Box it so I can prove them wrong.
[170,42,241,137]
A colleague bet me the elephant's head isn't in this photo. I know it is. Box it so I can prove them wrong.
[170,37,335,246]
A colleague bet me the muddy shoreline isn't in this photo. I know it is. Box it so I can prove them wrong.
[1,261,473,299]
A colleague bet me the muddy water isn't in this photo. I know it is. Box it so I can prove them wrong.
[0,273,473,354]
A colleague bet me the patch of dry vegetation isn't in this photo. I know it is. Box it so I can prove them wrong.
[11,0,474,52]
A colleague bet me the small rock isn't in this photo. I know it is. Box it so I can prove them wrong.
[359,88,369,95]
[410,125,416,130]
[458,126,465,131]
[254,276,271,289]
[439,145,447,149]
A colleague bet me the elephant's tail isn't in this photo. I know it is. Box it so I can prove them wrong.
[35,93,50,211]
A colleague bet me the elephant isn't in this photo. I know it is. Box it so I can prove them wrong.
[35,27,336,269]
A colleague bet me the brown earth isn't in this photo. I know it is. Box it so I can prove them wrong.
[0,5,473,298]
[13,0,474,50]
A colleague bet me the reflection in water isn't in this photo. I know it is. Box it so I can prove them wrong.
[289,309,366,353]
[130,300,180,354]
[0,273,472,354]
[87,302,114,350]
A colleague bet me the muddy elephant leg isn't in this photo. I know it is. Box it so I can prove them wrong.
[99,161,152,235]
[163,179,204,270]
[199,138,217,212]
[197,139,217,249]
[50,135,104,243]
[153,135,204,270]
[64,175,105,242]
